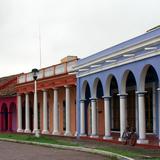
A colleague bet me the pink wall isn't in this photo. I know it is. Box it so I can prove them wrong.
[0,96,17,131]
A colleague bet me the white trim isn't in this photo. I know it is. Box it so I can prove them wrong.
[90,64,101,68]
[105,59,117,63]
[77,49,160,78]
[79,68,89,72]
[144,47,157,50]
[123,54,135,57]
[75,37,160,70]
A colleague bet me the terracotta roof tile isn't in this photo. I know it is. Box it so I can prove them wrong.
[0,75,17,97]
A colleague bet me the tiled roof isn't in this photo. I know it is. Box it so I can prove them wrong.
[0,75,17,97]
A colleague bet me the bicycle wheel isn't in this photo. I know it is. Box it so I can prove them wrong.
[129,133,137,146]
[122,132,127,145]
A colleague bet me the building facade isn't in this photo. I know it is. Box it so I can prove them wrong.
[0,75,17,131]
[16,56,77,136]
[75,28,160,144]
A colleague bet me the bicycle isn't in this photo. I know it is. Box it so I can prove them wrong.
[121,127,137,146]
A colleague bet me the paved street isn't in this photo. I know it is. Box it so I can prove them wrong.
[0,141,107,160]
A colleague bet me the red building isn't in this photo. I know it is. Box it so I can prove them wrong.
[16,56,78,136]
[0,75,18,131]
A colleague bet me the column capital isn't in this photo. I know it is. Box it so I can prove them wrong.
[157,88,160,91]
[24,92,29,95]
[53,87,58,90]
[103,96,111,100]
[136,91,147,96]
[80,99,86,102]
[89,97,97,101]
[30,91,34,94]
[117,93,128,98]
[42,89,47,92]
[17,93,22,96]
[64,85,70,88]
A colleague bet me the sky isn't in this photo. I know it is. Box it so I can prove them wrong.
[0,0,160,77]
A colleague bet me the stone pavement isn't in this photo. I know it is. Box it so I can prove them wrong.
[0,141,107,160]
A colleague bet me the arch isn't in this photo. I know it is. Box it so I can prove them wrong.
[1,103,8,131]
[109,75,119,131]
[91,78,104,135]
[121,70,137,94]
[81,80,91,99]
[144,65,158,133]
[105,74,119,96]
[123,71,137,130]
[139,64,159,91]
[9,102,16,112]
[92,78,104,98]
[80,80,91,135]
[1,103,8,112]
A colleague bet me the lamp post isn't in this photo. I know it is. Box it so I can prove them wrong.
[32,68,39,137]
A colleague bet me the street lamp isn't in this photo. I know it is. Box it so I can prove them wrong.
[32,68,39,137]
[32,68,39,81]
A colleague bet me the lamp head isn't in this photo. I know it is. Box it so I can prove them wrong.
[32,68,39,80]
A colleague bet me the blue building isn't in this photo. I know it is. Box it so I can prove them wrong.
[75,27,160,144]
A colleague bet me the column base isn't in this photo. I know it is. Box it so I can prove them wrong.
[103,136,113,140]
[52,131,60,135]
[80,133,87,137]
[24,129,31,133]
[137,139,149,144]
[17,129,23,133]
[90,135,99,138]
[32,129,39,134]
[118,137,123,142]
[42,130,49,134]
[74,131,78,136]
[64,131,72,136]
[33,130,40,137]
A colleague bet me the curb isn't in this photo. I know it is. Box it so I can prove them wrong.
[0,138,134,160]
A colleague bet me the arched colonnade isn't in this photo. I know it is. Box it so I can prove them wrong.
[79,61,160,144]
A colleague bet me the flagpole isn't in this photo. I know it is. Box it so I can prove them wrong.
[39,24,42,69]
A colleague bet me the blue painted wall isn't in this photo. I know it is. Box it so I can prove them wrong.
[77,55,160,136]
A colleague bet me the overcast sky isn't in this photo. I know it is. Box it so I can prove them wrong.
[0,0,160,77]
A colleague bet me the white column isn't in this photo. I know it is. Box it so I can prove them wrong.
[52,88,59,135]
[80,99,86,136]
[103,97,112,140]
[33,80,38,133]
[118,94,127,141]
[24,93,31,133]
[17,94,23,132]
[64,86,71,136]
[90,98,98,138]
[137,91,148,144]
[42,90,49,134]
